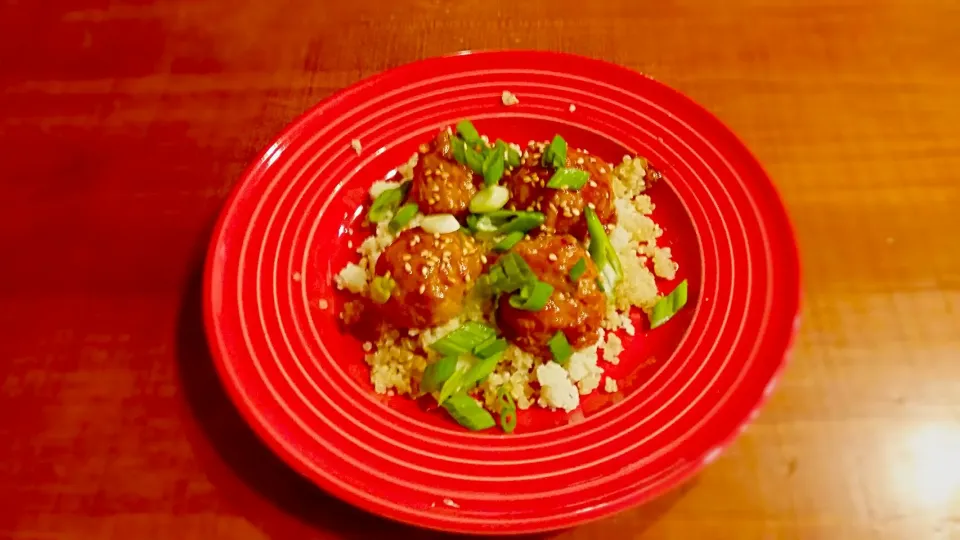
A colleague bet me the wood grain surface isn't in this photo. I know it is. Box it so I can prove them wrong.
[2,1,959,539]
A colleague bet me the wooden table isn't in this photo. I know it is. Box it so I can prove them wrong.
[2,1,958,539]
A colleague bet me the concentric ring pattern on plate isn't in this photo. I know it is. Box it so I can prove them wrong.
[205,50,801,535]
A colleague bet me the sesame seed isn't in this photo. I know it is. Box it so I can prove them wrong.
[576,158,584,165]
[480,255,488,264]
[441,171,450,180]
[599,167,607,173]
[589,180,598,188]
[433,233,440,239]
[588,202,596,209]
[548,253,558,261]
[347,240,354,249]
[531,249,538,254]
[572,209,581,216]
[402,254,412,261]
[404,263,412,273]
[419,284,426,294]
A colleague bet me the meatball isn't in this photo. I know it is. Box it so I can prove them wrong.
[374,228,483,329]
[504,146,616,239]
[408,131,481,218]
[497,235,606,359]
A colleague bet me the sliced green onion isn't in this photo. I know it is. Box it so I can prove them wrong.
[474,337,508,359]
[451,136,467,164]
[496,385,517,433]
[649,279,689,329]
[469,185,510,213]
[482,149,505,186]
[370,275,396,304]
[429,321,497,356]
[465,145,485,174]
[546,168,590,190]
[541,135,567,169]
[389,203,419,232]
[508,280,554,311]
[437,367,465,404]
[442,393,496,431]
[420,355,458,393]
[569,258,587,281]
[466,214,497,233]
[367,182,410,222]
[497,212,544,235]
[547,331,573,364]
[456,120,482,145]
[500,252,535,288]
[420,213,460,234]
[494,231,525,252]
[585,207,623,295]
[494,139,522,168]
[462,351,504,389]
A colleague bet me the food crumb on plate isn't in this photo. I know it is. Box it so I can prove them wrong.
[569,104,576,112]
[318,299,329,310]
[501,90,520,106]
[350,138,362,155]
[604,377,618,393]
[442,498,460,508]
[292,271,302,282]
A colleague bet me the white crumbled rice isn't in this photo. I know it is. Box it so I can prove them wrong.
[318,299,329,310]
[602,332,624,365]
[566,342,604,395]
[501,90,520,106]
[369,180,402,200]
[350,139,362,155]
[337,142,676,418]
[536,362,579,412]
[334,263,366,294]
[397,153,418,180]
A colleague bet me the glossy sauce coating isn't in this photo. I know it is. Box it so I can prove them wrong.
[497,235,606,358]
[374,228,483,329]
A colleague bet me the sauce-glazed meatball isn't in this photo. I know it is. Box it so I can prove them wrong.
[503,147,616,239]
[374,228,484,329]
[497,235,606,358]
[408,131,481,219]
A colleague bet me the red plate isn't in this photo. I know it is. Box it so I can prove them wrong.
[205,51,801,535]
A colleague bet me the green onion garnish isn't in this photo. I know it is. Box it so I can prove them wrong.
[541,135,567,169]
[585,207,623,295]
[428,321,497,356]
[465,145,485,174]
[442,393,496,431]
[497,139,522,168]
[508,279,554,311]
[496,212,545,235]
[367,182,410,223]
[462,351,504,389]
[437,368,465,404]
[420,355,458,393]
[451,136,467,164]
[388,202,419,232]
[469,185,509,213]
[649,279,689,329]
[482,252,535,294]
[569,258,587,281]
[474,337,508,359]
[547,331,573,364]
[494,230,525,252]
[370,275,396,304]
[496,385,517,433]
[456,120,482,145]
[546,168,590,190]
[482,148,505,186]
